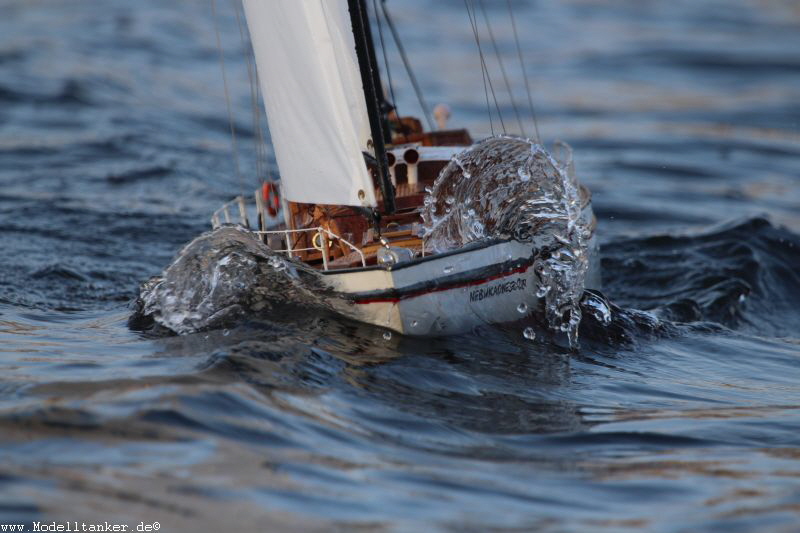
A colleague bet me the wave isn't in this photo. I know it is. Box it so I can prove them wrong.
[131,216,800,351]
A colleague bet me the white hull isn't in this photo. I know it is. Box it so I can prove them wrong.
[321,235,601,336]
[217,179,601,337]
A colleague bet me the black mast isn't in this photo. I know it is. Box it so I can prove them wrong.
[361,4,393,144]
[348,0,396,215]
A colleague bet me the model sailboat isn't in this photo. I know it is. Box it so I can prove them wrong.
[210,0,601,337]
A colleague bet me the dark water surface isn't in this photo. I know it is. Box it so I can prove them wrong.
[2,0,800,531]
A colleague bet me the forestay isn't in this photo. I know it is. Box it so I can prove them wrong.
[242,0,376,207]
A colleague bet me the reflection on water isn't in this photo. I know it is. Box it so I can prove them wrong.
[1,0,799,530]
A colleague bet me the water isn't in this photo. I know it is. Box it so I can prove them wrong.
[421,136,589,343]
[135,226,330,335]
[2,0,800,530]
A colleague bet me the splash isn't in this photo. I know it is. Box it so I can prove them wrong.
[421,136,590,345]
[132,226,329,334]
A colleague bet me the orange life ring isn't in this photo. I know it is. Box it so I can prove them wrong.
[261,182,280,217]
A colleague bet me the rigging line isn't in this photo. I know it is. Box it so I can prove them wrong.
[232,0,265,185]
[464,0,493,135]
[255,69,279,183]
[372,0,403,141]
[252,69,277,183]
[506,0,541,142]
[465,0,505,135]
[379,0,434,131]
[478,0,525,136]
[211,0,242,194]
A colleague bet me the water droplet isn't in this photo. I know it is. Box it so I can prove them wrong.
[268,256,286,271]
[523,327,536,340]
[222,329,230,336]
[517,167,531,182]
[738,293,747,304]
[446,196,455,205]
[470,220,484,237]
[383,331,392,340]
[517,302,528,314]
[536,285,550,298]
[411,320,418,328]
[443,265,454,274]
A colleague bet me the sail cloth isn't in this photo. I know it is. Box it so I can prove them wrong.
[242,0,377,207]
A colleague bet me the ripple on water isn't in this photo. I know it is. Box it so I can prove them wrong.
[0,0,799,530]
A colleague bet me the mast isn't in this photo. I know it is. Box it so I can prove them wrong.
[347,0,396,215]
[361,3,393,144]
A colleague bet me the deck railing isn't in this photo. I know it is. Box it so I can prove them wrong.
[211,196,250,230]
[210,192,365,271]
[253,227,366,270]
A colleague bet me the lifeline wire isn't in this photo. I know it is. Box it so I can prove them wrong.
[465,0,505,135]
[479,0,525,136]
[507,0,541,142]
[211,0,242,194]
[380,0,434,131]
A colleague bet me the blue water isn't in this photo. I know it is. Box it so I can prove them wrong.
[1,0,800,531]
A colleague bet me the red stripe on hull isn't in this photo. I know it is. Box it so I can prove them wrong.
[353,264,532,304]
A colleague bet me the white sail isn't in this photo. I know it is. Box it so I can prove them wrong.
[242,0,377,207]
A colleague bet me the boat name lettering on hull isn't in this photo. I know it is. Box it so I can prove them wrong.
[469,277,527,302]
